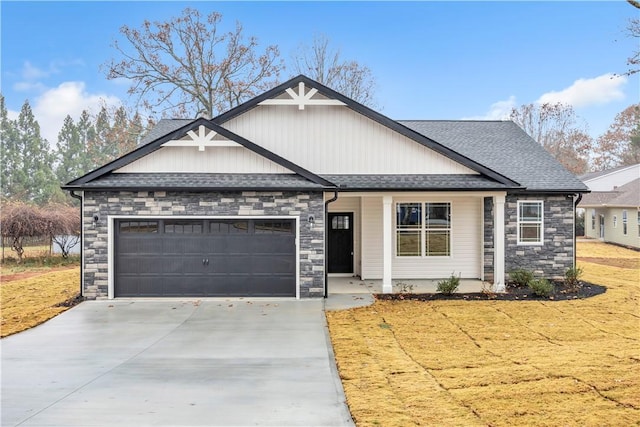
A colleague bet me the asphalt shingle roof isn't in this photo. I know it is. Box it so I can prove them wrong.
[399,120,588,192]
[75,173,325,191]
[580,178,640,207]
[140,119,192,145]
[320,174,512,191]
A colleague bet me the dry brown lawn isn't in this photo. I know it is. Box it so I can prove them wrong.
[1,268,80,337]
[326,241,640,426]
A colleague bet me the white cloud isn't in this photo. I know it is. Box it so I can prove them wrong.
[21,61,52,81]
[536,74,627,107]
[31,81,121,144]
[462,96,517,120]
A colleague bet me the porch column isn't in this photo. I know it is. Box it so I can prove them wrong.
[382,195,393,293]
[494,194,506,292]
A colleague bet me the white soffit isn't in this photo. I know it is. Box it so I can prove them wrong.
[258,81,346,110]
[161,125,240,151]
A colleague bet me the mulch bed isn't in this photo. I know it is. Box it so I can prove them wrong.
[376,281,607,302]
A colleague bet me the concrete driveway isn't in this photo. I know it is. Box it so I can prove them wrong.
[1,300,354,427]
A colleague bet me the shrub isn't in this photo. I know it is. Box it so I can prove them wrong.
[565,266,583,291]
[437,273,460,295]
[528,278,554,297]
[509,269,534,287]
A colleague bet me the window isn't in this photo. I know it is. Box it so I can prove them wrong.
[164,220,203,234]
[517,201,543,244]
[613,215,617,228]
[622,210,628,235]
[119,221,158,233]
[591,210,596,230]
[637,212,640,237]
[331,215,350,230]
[396,202,451,257]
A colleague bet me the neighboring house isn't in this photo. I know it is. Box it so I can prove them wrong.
[580,175,640,249]
[63,75,588,299]
[579,164,640,191]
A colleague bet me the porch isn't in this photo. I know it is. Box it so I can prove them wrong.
[327,277,487,295]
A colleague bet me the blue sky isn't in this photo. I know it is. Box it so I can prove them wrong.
[1,1,638,145]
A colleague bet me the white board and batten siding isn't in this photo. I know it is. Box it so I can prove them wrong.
[115,146,291,174]
[327,196,362,276]
[360,195,482,280]
[223,105,478,175]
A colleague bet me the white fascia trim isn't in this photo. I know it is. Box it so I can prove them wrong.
[107,214,301,300]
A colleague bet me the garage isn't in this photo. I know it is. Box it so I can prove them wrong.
[115,218,296,297]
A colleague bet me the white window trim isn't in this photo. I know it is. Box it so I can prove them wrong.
[517,200,544,246]
[394,201,452,258]
[613,215,618,228]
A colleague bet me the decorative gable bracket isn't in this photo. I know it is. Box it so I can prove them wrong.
[258,82,346,110]
[161,125,240,151]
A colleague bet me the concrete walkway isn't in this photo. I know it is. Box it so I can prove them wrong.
[1,300,354,427]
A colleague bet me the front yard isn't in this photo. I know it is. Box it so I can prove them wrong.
[1,251,80,338]
[326,241,640,426]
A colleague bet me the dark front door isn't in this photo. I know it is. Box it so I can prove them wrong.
[328,213,354,274]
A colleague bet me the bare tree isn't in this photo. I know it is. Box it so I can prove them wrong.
[592,104,640,170]
[292,34,377,107]
[624,0,640,76]
[45,205,81,259]
[510,103,593,175]
[104,8,284,118]
[0,202,49,262]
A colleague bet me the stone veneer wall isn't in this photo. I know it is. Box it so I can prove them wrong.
[82,190,325,299]
[504,194,575,280]
[483,197,494,283]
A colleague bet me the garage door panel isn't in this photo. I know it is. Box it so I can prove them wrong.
[251,256,295,274]
[118,238,158,255]
[118,257,158,274]
[211,255,249,273]
[117,276,162,297]
[115,218,296,298]
[250,277,295,297]
[163,238,203,255]
[163,277,206,297]
[250,236,293,253]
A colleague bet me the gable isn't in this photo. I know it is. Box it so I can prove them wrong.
[116,125,291,174]
[222,97,478,175]
[63,118,333,189]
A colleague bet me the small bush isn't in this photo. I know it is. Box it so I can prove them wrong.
[565,266,583,291]
[528,278,554,297]
[437,273,460,295]
[509,269,534,287]
[395,282,414,293]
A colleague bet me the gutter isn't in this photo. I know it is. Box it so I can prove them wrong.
[69,191,83,298]
[323,191,339,298]
[574,193,583,269]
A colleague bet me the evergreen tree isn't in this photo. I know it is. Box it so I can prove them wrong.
[89,106,117,168]
[15,100,59,204]
[55,115,85,185]
[0,94,19,199]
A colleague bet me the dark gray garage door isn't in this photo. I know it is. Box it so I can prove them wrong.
[115,219,296,297]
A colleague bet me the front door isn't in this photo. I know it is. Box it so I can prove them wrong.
[328,213,354,274]
[599,215,605,239]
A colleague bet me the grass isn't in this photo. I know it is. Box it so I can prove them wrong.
[326,241,640,426]
[1,249,81,338]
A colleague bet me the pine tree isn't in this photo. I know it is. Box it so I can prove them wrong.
[0,94,19,199]
[55,115,84,185]
[15,100,59,204]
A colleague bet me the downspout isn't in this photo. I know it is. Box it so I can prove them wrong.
[324,191,339,298]
[574,193,583,269]
[69,191,83,298]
